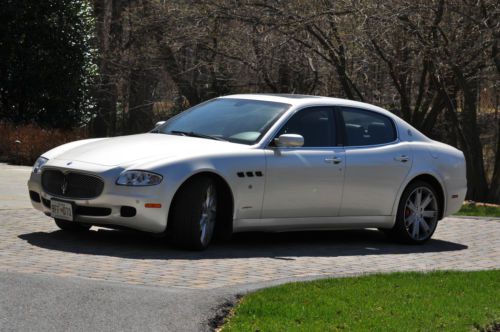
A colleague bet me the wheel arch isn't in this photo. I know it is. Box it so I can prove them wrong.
[166,170,235,236]
[395,173,446,221]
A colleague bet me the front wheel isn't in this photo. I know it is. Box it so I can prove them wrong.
[384,181,440,244]
[169,177,218,250]
[54,219,91,232]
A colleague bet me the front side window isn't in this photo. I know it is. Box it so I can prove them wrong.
[276,108,334,147]
[157,98,290,145]
[341,107,396,146]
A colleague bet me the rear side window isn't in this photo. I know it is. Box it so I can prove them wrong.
[340,107,396,146]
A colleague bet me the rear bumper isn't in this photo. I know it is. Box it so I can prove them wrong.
[27,171,169,234]
[444,187,467,217]
[442,151,468,217]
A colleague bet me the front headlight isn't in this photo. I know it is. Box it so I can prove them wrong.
[32,157,48,174]
[116,170,163,186]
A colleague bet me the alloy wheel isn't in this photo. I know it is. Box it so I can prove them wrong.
[404,186,438,241]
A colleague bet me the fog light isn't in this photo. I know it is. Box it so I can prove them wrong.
[29,191,41,202]
[120,206,136,217]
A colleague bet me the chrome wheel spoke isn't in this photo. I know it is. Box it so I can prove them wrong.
[205,187,212,207]
[415,189,422,208]
[422,210,437,218]
[406,201,418,213]
[411,219,420,238]
[421,194,433,209]
[199,184,217,245]
[406,214,417,227]
[207,197,215,211]
[420,219,430,233]
[200,220,207,239]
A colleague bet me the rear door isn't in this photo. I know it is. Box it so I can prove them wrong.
[338,107,412,216]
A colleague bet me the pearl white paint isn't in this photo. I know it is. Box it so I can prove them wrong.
[28,94,467,234]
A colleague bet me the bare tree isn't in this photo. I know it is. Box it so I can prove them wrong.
[87,0,500,202]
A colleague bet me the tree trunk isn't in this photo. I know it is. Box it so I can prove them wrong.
[126,69,156,134]
[92,71,117,137]
[460,83,489,201]
[91,0,119,137]
[487,38,500,203]
[488,92,500,203]
[161,45,200,107]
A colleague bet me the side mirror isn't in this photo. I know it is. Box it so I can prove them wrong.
[274,134,304,147]
[154,121,166,128]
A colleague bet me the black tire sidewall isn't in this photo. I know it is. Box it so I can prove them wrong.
[169,177,217,250]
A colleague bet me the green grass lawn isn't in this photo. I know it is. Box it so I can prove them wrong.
[455,204,500,217]
[222,270,499,332]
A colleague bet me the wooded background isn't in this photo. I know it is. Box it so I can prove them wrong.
[0,0,499,203]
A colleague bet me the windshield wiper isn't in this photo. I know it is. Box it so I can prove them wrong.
[169,130,227,141]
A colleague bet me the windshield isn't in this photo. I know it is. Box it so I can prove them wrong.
[155,98,290,145]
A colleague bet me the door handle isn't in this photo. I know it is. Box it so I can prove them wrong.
[394,155,409,163]
[325,157,343,164]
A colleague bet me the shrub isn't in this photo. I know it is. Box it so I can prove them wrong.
[0,122,89,166]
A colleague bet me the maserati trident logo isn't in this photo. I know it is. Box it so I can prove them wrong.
[61,177,68,195]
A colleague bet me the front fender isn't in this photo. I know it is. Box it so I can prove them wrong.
[149,151,266,229]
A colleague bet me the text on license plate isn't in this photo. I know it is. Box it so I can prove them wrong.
[51,200,73,221]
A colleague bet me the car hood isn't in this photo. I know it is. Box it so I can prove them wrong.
[48,133,246,166]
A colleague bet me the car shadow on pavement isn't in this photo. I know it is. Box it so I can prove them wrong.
[18,227,468,260]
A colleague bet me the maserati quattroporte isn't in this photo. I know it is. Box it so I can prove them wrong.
[28,94,467,249]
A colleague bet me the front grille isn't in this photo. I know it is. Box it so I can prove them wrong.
[42,169,104,199]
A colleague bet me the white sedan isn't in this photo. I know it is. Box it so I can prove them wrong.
[28,94,467,249]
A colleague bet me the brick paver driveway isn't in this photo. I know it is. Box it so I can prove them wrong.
[1,208,498,290]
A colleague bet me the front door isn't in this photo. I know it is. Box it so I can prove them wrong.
[262,107,345,218]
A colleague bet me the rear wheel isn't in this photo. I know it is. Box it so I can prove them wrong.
[384,181,440,244]
[54,219,91,232]
[169,177,218,250]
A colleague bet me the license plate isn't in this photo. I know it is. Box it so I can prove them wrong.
[51,199,74,221]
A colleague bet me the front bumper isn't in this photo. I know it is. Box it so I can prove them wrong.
[27,163,170,234]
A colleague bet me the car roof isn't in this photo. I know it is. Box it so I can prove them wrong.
[219,93,392,116]
[218,94,431,143]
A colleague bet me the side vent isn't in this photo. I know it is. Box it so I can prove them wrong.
[237,171,264,178]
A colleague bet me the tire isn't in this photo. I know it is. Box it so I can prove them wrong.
[54,219,91,232]
[168,177,218,250]
[383,180,440,244]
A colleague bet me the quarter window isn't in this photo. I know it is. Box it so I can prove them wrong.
[277,108,334,147]
[341,107,396,146]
